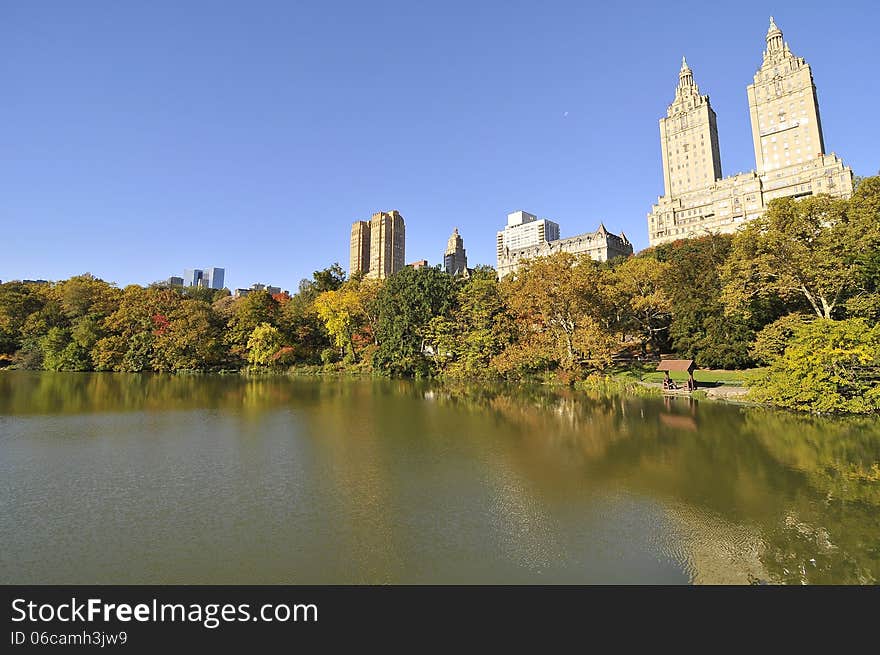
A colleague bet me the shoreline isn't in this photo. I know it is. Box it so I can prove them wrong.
[0,365,859,416]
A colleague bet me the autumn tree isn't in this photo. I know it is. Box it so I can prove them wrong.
[226,290,280,360]
[607,255,672,355]
[278,291,331,364]
[0,282,45,357]
[92,286,183,371]
[494,253,617,377]
[246,323,284,367]
[151,300,226,371]
[312,276,381,363]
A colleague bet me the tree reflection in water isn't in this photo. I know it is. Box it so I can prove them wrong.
[1,371,877,583]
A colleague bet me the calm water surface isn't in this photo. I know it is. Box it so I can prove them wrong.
[1,371,878,584]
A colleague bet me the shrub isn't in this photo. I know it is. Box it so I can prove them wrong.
[320,347,340,366]
[748,318,880,414]
[750,313,815,366]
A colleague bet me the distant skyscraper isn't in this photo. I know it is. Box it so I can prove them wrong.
[444,228,468,275]
[368,210,405,279]
[204,267,224,290]
[181,267,225,289]
[183,269,202,287]
[349,220,371,276]
[349,210,406,279]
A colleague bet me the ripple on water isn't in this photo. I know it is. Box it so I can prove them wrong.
[649,502,768,584]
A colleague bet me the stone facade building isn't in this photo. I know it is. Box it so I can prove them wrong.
[444,228,468,276]
[647,18,853,246]
[348,210,406,279]
[349,220,371,276]
[497,211,632,278]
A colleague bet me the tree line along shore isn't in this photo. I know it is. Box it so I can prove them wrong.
[1,177,879,414]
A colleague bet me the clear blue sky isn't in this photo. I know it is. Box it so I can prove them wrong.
[3,1,878,290]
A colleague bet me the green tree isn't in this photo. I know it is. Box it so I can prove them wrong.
[721,195,855,319]
[373,266,456,376]
[424,267,513,377]
[0,282,46,357]
[311,263,346,294]
[844,176,880,321]
[295,263,347,304]
[750,313,815,366]
[749,318,880,414]
[647,234,756,368]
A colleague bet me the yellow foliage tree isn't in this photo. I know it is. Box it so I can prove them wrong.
[494,252,618,376]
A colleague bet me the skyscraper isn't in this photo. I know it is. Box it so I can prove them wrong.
[350,220,371,276]
[747,17,825,175]
[647,18,853,246]
[349,211,406,279]
[443,228,468,276]
[659,56,723,196]
[369,210,406,279]
[204,267,224,290]
[181,267,224,289]
[183,269,202,287]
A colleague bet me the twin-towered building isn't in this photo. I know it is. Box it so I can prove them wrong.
[647,18,854,246]
[345,19,853,277]
[349,210,406,279]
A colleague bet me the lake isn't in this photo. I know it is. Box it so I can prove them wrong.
[1,370,878,584]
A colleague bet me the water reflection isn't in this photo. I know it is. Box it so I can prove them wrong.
[0,371,878,584]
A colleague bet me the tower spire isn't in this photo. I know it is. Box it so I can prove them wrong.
[678,55,694,88]
[766,16,784,53]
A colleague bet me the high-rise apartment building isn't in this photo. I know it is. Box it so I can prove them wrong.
[647,18,853,246]
[444,228,468,276]
[368,210,405,279]
[747,17,825,175]
[496,211,560,267]
[349,220,371,276]
[349,210,406,279]
[660,57,723,196]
